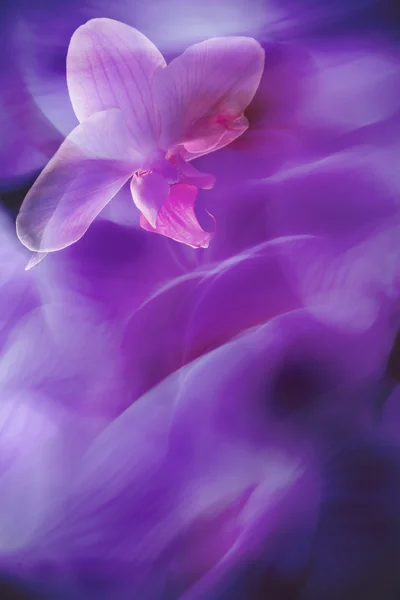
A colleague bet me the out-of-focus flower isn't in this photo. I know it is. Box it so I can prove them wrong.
[0,304,393,599]
[16,18,264,264]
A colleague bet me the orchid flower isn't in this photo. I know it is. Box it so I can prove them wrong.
[16,18,264,267]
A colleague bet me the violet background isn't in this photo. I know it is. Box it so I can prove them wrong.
[1,0,400,599]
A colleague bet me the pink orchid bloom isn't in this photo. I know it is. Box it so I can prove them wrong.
[16,18,264,266]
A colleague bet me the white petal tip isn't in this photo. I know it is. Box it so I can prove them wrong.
[25,252,48,271]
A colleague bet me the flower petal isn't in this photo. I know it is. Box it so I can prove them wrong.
[153,37,264,155]
[67,18,166,153]
[182,115,249,160]
[17,109,140,253]
[130,171,170,227]
[140,184,215,248]
[25,252,47,271]
[175,154,216,188]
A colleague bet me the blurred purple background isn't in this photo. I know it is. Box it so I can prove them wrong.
[1,1,400,599]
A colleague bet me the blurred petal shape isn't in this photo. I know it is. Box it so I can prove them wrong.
[263,150,400,328]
